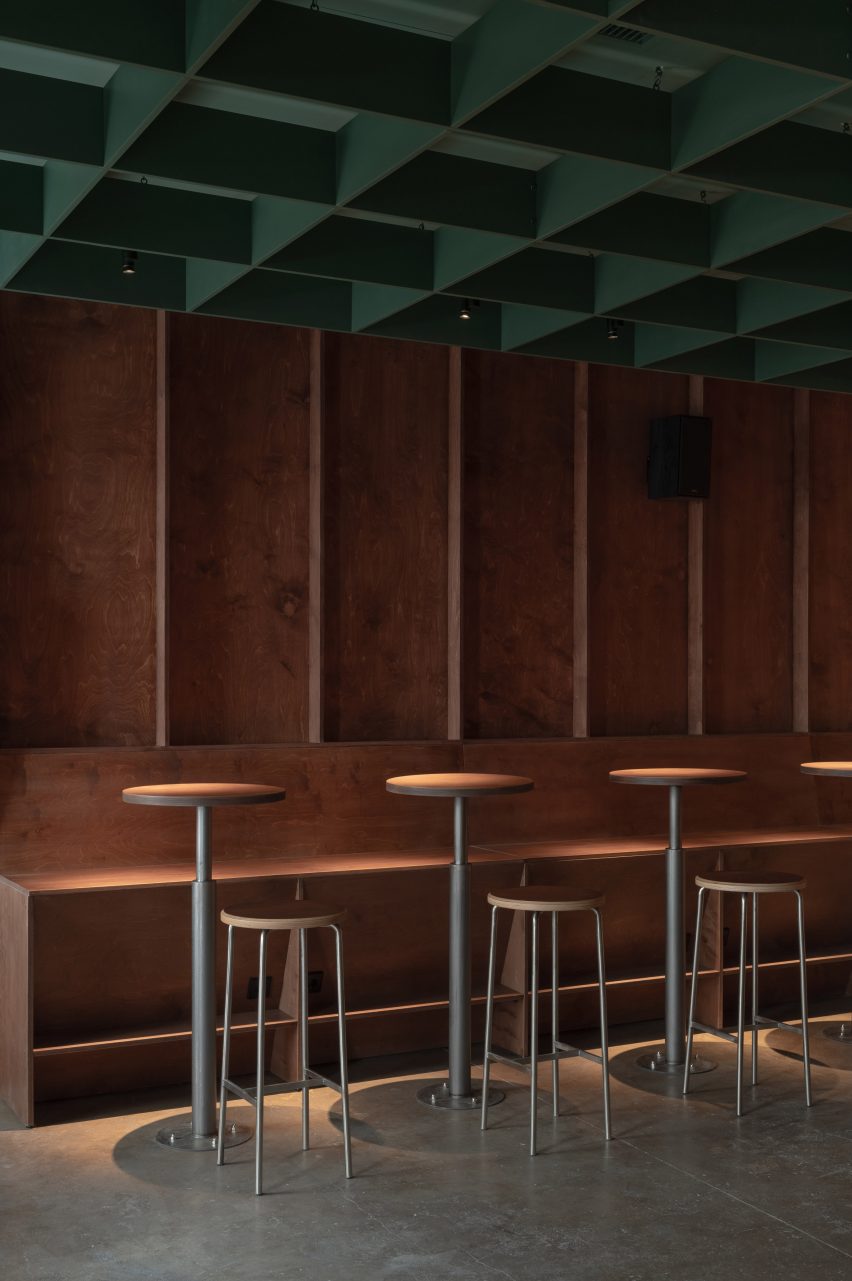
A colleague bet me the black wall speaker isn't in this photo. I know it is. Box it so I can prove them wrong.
[647,415,712,499]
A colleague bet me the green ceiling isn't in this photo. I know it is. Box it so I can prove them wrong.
[5,0,852,389]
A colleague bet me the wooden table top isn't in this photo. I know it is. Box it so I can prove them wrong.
[122,783,286,807]
[609,767,747,787]
[801,761,852,778]
[386,772,533,798]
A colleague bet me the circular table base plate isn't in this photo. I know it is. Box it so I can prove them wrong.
[416,1082,505,1110]
[823,1023,852,1043]
[156,1121,253,1151]
[636,1049,716,1076]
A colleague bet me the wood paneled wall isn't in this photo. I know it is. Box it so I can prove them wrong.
[2,293,852,753]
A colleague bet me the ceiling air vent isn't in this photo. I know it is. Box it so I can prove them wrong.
[599,23,653,45]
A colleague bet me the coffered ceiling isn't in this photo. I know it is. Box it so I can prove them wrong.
[4,0,852,388]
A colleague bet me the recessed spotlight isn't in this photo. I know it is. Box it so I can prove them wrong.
[459,300,472,321]
[121,250,137,277]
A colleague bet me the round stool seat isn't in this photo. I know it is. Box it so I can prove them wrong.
[696,871,805,894]
[221,901,346,931]
[487,885,604,912]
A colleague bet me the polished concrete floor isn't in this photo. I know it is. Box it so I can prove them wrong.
[3,1016,852,1281]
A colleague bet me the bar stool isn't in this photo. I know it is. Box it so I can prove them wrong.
[684,871,812,1115]
[217,901,353,1194]
[481,886,612,1155]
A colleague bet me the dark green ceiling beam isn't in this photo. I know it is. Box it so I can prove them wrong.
[736,279,846,334]
[466,66,670,169]
[0,0,186,70]
[266,217,433,291]
[351,283,431,332]
[0,161,43,236]
[690,122,852,210]
[710,191,841,267]
[670,56,839,170]
[119,103,337,202]
[198,267,352,330]
[6,239,185,309]
[633,323,729,368]
[450,1,599,122]
[536,154,662,240]
[618,277,737,333]
[751,300,852,353]
[56,176,253,263]
[449,246,593,312]
[365,294,503,351]
[755,341,851,382]
[625,0,851,78]
[501,303,590,350]
[595,255,700,313]
[550,191,709,266]
[649,336,755,379]
[201,1,450,124]
[0,69,104,165]
[728,230,852,294]
[350,152,537,239]
[516,316,637,366]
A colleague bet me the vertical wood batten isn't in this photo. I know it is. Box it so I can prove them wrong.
[309,329,324,743]
[448,347,463,740]
[155,310,169,747]
[572,361,589,738]
[793,388,810,733]
[687,374,704,736]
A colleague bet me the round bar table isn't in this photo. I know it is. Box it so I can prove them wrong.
[801,761,852,1042]
[610,767,746,1074]
[386,772,533,1109]
[122,782,285,1150]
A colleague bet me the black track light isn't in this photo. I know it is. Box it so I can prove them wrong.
[121,250,137,277]
[606,317,622,341]
[459,299,472,321]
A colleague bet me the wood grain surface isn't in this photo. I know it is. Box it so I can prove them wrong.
[168,313,311,744]
[588,365,690,736]
[463,350,574,738]
[322,333,448,741]
[0,294,157,747]
[809,391,852,731]
[703,379,794,733]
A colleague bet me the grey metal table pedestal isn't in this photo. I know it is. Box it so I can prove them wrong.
[610,767,746,1076]
[386,772,533,1110]
[122,782,285,1151]
[800,761,852,1045]
[415,797,503,1111]
[635,787,714,1078]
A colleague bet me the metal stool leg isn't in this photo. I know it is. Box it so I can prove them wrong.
[529,911,540,1157]
[481,905,499,1131]
[736,894,747,1117]
[299,927,310,1151]
[593,907,612,1140]
[795,891,813,1107]
[255,929,268,1195]
[683,887,706,1096]
[751,893,759,1087]
[332,924,353,1178]
[551,911,559,1117]
[216,924,235,1165]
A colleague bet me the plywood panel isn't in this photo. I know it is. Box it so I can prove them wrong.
[0,294,157,747]
[703,380,794,733]
[0,881,31,1124]
[588,365,690,736]
[168,314,310,744]
[809,391,852,731]
[323,333,448,741]
[463,350,573,738]
[0,741,461,876]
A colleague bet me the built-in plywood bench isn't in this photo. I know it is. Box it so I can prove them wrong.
[2,733,852,1125]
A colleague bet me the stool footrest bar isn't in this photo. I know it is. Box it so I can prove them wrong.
[689,1020,738,1044]
[754,1014,805,1036]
